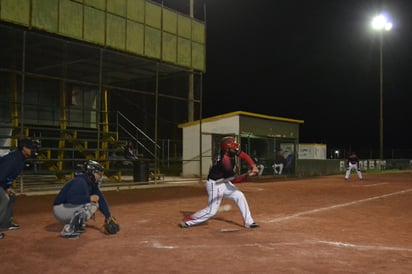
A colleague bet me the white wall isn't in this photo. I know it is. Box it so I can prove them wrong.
[298,144,326,160]
[181,116,240,177]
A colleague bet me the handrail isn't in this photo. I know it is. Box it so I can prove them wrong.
[117,111,160,149]
[118,124,156,158]
[116,111,160,160]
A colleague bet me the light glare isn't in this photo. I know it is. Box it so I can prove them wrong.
[385,22,393,31]
[371,14,392,31]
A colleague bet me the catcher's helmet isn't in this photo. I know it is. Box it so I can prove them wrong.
[84,160,104,175]
[220,136,239,154]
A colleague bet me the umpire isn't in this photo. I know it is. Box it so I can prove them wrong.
[0,138,39,239]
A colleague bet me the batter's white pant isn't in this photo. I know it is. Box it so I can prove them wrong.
[185,179,255,228]
[345,162,363,180]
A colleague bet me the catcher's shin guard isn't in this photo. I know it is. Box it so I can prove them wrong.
[82,202,98,220]
[68,211,85,233]
[68,202,99,233]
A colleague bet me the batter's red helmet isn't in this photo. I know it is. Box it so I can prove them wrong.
[220,136,239,153]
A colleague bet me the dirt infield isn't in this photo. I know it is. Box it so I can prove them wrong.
[3,172,412,273]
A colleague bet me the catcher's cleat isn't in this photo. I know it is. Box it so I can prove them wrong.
[76,224,86,234]
[245,223,260,228]
[179,221,189,228]
[60,224,81,239]
[0,232,4,239]
[62,233,80,240]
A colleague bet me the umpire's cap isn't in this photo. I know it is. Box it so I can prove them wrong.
[18,138,40,158]
[19,138,34,149]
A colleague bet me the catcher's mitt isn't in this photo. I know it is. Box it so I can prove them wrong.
[103,216,120,235]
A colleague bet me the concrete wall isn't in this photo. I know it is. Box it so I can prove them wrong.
[181,116,240,177]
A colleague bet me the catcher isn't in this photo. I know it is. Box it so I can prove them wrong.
[53,160,119,239]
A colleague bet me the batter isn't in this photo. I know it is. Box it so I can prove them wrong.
[180,136,260,229]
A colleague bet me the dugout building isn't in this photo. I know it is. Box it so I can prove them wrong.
[178,111,304,177]
[0,0,206,186]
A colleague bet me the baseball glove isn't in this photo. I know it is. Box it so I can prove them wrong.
[103,216,120,235]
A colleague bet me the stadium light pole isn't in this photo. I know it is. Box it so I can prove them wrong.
[371,14,392,165]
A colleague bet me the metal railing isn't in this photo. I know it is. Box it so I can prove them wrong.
[115,111,160,159]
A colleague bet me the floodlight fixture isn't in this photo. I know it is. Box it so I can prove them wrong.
[371,14,392,31]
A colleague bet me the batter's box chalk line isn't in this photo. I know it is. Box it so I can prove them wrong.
[219,228,241,233]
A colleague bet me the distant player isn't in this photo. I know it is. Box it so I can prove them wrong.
[180,136,260,229]
[272,150,285,175]
[252,150,264,176]
[345,152,363,181]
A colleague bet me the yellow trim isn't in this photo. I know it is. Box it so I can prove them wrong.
[178,111,304,128]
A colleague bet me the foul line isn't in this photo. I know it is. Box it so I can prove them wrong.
[354,182,388,187]
[316,240,412,252]
[267,188,412,223]
[145,239,412,252]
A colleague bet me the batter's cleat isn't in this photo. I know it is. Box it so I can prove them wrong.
[0,232,5,239]
[179,221,189,228]
[245,223,260,228]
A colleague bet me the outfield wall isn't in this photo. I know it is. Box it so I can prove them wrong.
[296,159,412,177]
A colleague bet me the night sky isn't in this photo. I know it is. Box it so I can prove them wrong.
[163,0,412,157]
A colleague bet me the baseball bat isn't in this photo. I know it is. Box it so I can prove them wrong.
[214,172,249,185]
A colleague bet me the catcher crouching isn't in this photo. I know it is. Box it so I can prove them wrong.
[53,160,119,239]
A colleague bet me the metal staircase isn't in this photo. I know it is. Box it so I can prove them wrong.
[0,85,161,184]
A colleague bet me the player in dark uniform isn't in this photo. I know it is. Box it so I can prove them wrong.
[53,160,115,239]
[345,152,363,181]
[0,138,39,239]
[180,136,260,229]
[252,150,264,176]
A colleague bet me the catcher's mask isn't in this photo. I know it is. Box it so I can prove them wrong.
[220,136,239,156]
[84,160,104,176]
[18,138,40,158]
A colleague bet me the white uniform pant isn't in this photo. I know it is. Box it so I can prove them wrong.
[185,179,255,227]
[345,162,363,180]
[273,163,284,175]
[257,164,264,176]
